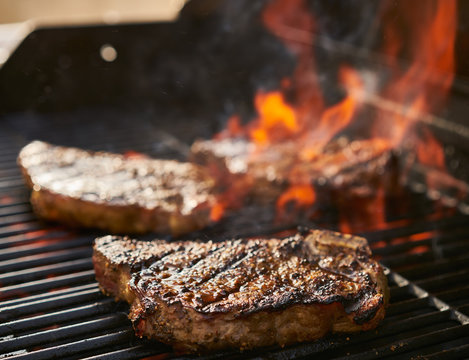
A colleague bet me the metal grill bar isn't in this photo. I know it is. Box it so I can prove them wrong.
[0,258,93,285]
[0,298,116,336]
[81,344,169,360]
[0,203,31,217]
[399,255,469,279]
[423,344,469,360]
[0,213,37,227]
[0,269,96,300]
[0,314,128,354]
[0,222,44,238]
[0,236,93,260]
[333,325,469,360]
[0,231,69,249]
[0,287,104,323]
[6,329,137,360]
[415,269,469,292]
[0,121,468,359]
[0,247,92,273]
[389,271,469,325]
[386,298,430,317]
[0,283,98,308]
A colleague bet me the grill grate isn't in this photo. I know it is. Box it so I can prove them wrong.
[1,113,469,359]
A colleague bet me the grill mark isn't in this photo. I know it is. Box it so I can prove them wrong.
[196,241,263,287]
[160,240,249,287]
[132,241,265,311]
[131,247,181,271]
[131,245,233,311]
[96,232,386,326]
[146,242,225,273]
[195,245,271,311]
[188,239,299,310]
[193,241,262,288]
[194,238,303,309]
[198,241,357,314]
[131,242,229,298]
[97,237,178,267]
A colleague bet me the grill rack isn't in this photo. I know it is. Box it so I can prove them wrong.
[1,114,469,360]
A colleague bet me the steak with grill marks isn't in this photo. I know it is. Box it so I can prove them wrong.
[190,137,393,203]
[18,141,216,236]
[93,230,388,353]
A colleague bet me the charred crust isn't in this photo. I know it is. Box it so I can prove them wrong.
[95,231,387,317]
[351,295,384,324]
[93,230,388,352]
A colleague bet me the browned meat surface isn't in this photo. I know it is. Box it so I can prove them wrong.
[190,138,290,203]
[18,141,216,235]
[190,137,393,202]
[93,230,388,353]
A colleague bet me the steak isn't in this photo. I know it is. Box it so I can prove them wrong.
[190,138,291,203]
[190,137,394,203]
[93,230,388,353]
[18,141,216,236]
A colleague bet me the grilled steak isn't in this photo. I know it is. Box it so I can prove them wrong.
[93,230,388,353]
[190,137,393,203]
[18,141,216,235]
[190,138,291,203]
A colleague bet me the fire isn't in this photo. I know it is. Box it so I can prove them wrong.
[124,150,148,159]
[210,0,458,233]
[300,67,363,161]
[249,91,299,146]
[210,202,226,222]
[376,0,456,149]
[339,185,387,234]
[262,0,324,132]
[417,127,446,171]
[276,184,316,218]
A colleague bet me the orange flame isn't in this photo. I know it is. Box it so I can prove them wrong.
[376,0,456,149]
[209,0,458,233]
[276,184,316,217]
[417,127,446,171]
[210,202,226,222]
[379,0,456,204]
[262,0,324,130]
[339,185,387,234]
[301,67,363,161]
[249,91,299,145]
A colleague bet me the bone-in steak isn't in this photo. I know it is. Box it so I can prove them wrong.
[18,141,216,235]
[93,230,388,353]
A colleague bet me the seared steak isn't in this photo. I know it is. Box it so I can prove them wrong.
[190,137,393,203]
[93,230,388,353]
[190,138,291,203]
[18,141,216,235]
